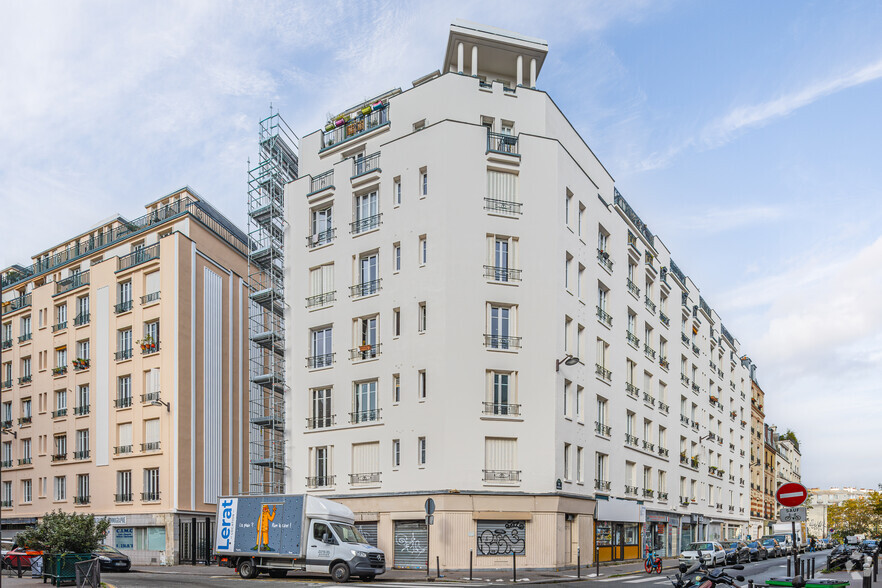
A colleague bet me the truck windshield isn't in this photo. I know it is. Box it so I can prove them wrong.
[331,523,368,545]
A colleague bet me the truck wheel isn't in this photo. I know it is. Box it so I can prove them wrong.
[238,559,258,579]
[268,570,287,578]
[331,562,350,583]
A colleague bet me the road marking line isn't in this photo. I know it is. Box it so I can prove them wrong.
[598,577,627,582]
[851,572,862,580]
[624,577,664,583]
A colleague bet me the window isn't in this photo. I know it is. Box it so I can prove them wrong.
[1,322,10,343]
[565,191,572,226]
[563,380,571,417]
[393,178,401,206]
[418,437,427,465]
[76,339,90,362]
[54,434,66,458]
[2,480,11,505]
[488,305,514,349]
[576,446,584,482]
[56,303,67,327]
[351,441,380,483]
[55,347,67,369]
[576,386,584,420]
[420,169,428,196]
[354,191,379,233]
[23,479,32,503]
[597,229,609,253]
[307,263,335,308]
[117,471,132,501]
[596,338,609,371]
[487,235,519,281]
[355,315,378,359]
[578,203,585,237]
[392,374,400,403]
[117,281,132,308]
[117,375,132,407]
[565,317,573,352]
[22,438,31,460]
[487,371,516,415]
[357,252,379,296]
[311,205,334,246]
[418,302,427,333]
[392,439,401,468]
[419,236,427,265]
[312,447,330,486]
[310,326,333,368]
[392,308,400,337]
[21,315,32,337]
[310,388,332,428]
[76,473,89,503]
[144,320,159,349]
[22,398,32,418]
[54,476,66,501]
[143,468,160,501]
[596,453,608,485]
[117,422,132,453]
[118,328,132,358]
[54,390,67,414]
[76,429,89,457]
[418,370,427,399]
[76,385,89,413]
[353,381,378,423]
[393,244,401,272]
[22,356,31,378]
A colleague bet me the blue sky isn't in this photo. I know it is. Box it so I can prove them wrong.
[2,1,880,489]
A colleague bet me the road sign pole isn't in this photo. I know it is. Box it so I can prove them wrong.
[792,521,798,578]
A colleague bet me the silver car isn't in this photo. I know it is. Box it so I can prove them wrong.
[679,541,727,568]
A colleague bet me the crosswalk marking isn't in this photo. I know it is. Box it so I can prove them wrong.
[624,576,663,583]
[598,576,628,582]
[851,572,862,580]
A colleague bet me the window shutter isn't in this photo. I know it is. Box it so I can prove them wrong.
[119,423,132,446]
[310,268,322,296]
[487,170,517,203]
[484,437,517,471]
[145,271,160,294]
[145,419,160,443]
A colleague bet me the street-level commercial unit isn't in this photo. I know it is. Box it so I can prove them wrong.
[0,188,252,564]
[283,21,751,569]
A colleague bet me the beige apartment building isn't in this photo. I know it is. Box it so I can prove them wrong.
[748,374,765,538]
[1,187,252,564]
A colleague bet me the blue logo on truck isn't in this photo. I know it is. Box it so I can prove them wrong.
[216,498,238,551]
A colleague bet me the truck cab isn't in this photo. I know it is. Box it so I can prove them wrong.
[307,519,385,581]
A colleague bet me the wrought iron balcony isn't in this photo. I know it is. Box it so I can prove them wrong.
[484,198,523,215]
[487,131,519,154]
[74,495,91,505]
[114,300,133,314]
[51,453,67,462]
[483,469,520,482]
[72,359,90,371]
[140,342,160,355]
[52,366,68,376]
[306,415,335,429]
[626,278,640,298]
[114,445,133,455]
[0,419,9,428]
[73,450,90,460]
[642,440,655,452]
[658,447,669,457]
[483,402,520,416]
[484,334,522,350]
[306,291,336,308]
[74,313,90,326]
[18,457,32,465]
[595,421,611,436]
[597,249,613,272]
[309,169,334,193]
[118,243,160,271]
[306,475,335,488]
[350,214,382,234]
[596,306,612,327]
[0,460,11,469]
[659,357,669,370]
[595,364,612,381]
[645,296,656,314]
[55,271,90,295]
[626,331,640,347]
[644,344,656,359]
[350,279,381,298]
[1,379,11,389]
[691,422,700,432]
[141,491,161,502]
[692,382,700,394]
[141,291,160,304]
[1,338,11,349]
[659,492,669,500]
[18,416,32,425]
[624,485,638,495]
[625,382,639,397]
[52,321,68,332]
[680,414,690,425]
[658,402,669,414]
[141,441,161,452]
[643,392,655,406]
[349,472,381,485]
[321,104,389,150]
[692,343,700,355]
[349,344,381,361]
[18,332,32,342]
[307,353,335,369]
[350,408,381,424]
[2,293,31,315]
[660,311,670,327]
[594,479,611,491]
[483,265,522,282]
[681,332,689,345]
[141,392,160,403]
[625,433,639,447]
[73,405,90,416]
[52,408,67,418]
[114,493,133,503]
[352,151,380,177]
[18,375,32,385]
[643,488,655,498]
[307,228,336,248]
[114,396,132,408]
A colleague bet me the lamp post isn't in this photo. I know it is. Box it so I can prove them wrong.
[556,354,580,371]
[151,399,171,412]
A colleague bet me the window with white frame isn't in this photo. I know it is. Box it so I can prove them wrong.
[487,370,516,415]
[353,380,378,423]
[418,236,427,265]
[2,480,12,504]
[596,453,608,485]
[310,388,332,429]
[392,374,400,403]
[418,437,427,465]
[418,370,427,400]
[392,439,401,468]
[311,446,330,486]
[55,346,67,369]
[576,446,584,482]
[420,169,428,196]
[54,476,66,501]
[311,205,334,246]
[486,170,519,213]
[76,473,89,502]
[565,253,572,290]
[565,191,572,226]
[563,380,571,417]
[117,470,132,501]
[76,339,90,362]
[393,178,401,206]
[143,468,160,501]
[356,252,379,296]
[310,326,333,368]
[596,396,607,426]
[354,191,379,233]
[55,390,67,414]
[392,308,400,337]
[486,234,519,281]
[487,304,516,349]
[23,479,32,503]
[393,243,401,272]
[564,443,572,480]
[418,302,426,332]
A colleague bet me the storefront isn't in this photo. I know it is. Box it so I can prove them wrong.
[645,511,679,557]
[595,498,644,562]
[680,514,707,548]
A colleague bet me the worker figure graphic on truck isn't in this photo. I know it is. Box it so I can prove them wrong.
[253,504,278,551]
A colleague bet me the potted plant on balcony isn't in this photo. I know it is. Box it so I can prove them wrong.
[137,335,155,352]
[709,395,719,403]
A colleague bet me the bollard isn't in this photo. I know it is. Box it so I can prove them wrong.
[596,546,600,578]
[578,547,581,579]
[827,555,831,571]
[748,580,754,588]
[436,555,441,579]
[787,558,791,576]
[862,565,871,588]
[801,558,805,578]
[470,549,473,581]
[513,551,517,582]
[873,552,877,582]
[17,553,23,578]
[811,556,815,578]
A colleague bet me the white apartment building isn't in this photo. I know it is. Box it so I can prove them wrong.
[283,21,751,569]
[776,437,801,486]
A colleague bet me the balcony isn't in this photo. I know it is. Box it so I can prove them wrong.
[659,357,669,370]
[0,419,9,428]
[352,152,380,178]
[483,469,520,483]
[306,291,336,308]
[350,279,381,298]
[660,311,670,327]
[349,408,381,424]
[117,243,160,272]
[52,321,68,333]
[626,280,644,302]
[307,228,336,248]
[18,457,32,465]
[691,421,700,432]
[597,249,613,272]
[692,382,700,394]
[681,332,689,346]
[658,447,669,458]
[55,271,90,295]
[595,364,612,381]
[309,170,334,194]
[1,460,12,468]
[73,450,90,460]
[484,265,522,282]
[141,291,160,304]
[643,392,656,406]
[114,445,133,455]
[73,405,90,416]
[1,379,10,389]
[643,488,655,498]
[349,344,381,361]
[1,293,31,315]
[692,343,700,355]
[487,131,519,155]
[658,402,669,414]
[659,492,669,501]
[642,440,655,452]
[484,334,522,350]
[306,475,336,488]
[625,382,639,398]
[72,358,90,371]
[350,214,382,235]
[114,300,133,314]
[680,414,690,425]
[625,433,639,447]
[114,493,133,503]
[484,198,523,215]
[52,366,68,376]
[114,396,133,409]
[141,441,161,452]
[306,415,335,430]
[52,408,68,418]
[51,453,67,462]
[626,331,640,348]
[18,375,32,385]
[1,339,10,350]
[595,421,611,437]
[349,472,381,485]
[321,104,389,151]
[307,353,335,369]
[483,402,520,417]
[74,495,91,505]
[596,306,612,327]
[141,491,161,502]
[18,332,32,343]
[594,479,611,491]
[18,416,32,425]
[624,485,638,495]
[114,348,133,361]
[645,296,656,314]
[141,392,160,403]
[644,344,656,360]
[74,313,90,326]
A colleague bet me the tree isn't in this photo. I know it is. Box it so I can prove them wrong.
[781,429,800,452]
[828,497,882,539]
[16,510,110,553]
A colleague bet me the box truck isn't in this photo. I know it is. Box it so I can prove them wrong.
[771,522,808,553]
[215,494,386,582]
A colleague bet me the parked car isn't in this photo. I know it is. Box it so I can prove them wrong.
[1,547,42,570]
[763,535,793,556]
[724,541,751,564]
[762,537,783,558]
[679,541,727,568]
[860,540,879,555]
[92,544,131,572]
[746,540,768,561]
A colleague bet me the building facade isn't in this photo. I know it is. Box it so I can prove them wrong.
[283,21,751,570]
[776,437,800,486]
[763,424,778,529]
[806,487,875,539]
[748,376,765,539]
[0,188,252,563]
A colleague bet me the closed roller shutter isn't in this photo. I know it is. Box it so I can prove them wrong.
[355,522,378,547]
[393,520,428,569]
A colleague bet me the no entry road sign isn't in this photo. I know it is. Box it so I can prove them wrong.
[776,483,808,507]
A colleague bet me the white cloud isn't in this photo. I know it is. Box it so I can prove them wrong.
[662,205,783,234]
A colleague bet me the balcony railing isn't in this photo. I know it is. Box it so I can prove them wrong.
[307,353,335,369]
[352,152,380,177]
[307,228,336,248]
[114,445,133,455]
[681,374,689,386]
[141,491,161,502]
[306,291,336,308]
[114,396,133,409]
[596,306,612,327]
[350,214,382,234]
[141,392,160,403]
[18,457,32,465]
[644,344,656,359]
[614,189,655,247]
[691,422,700,432]
[487,132,519,155]
[625,382,639,397]
[658,447,669,457]
[595,421,611,436]
[1,294,31,315]
[659,357,669,370]
[483,402,520,416]
[484,198,523,215]
[659,492,669,500]
[117,243,160,272]
[643,440,655,452]
[52,366,68,376]
[1,460,12,468]
[321,105,389,150]
[658,402,669,414]
[52,408,68,418]
[660,311,670,326]
[74,495,91,505]
[350,280,381,298]
[692,382,700,394]
[51,453,67,462]
[72,359,90,371]
[595,364,612,381]
[73,450,90,460]
[483,469,521,482]
[484,334,522,350]
[692,343,700,355]
[141,291,160,304]
[625,485,638,495]
[73,405,90,416]
[681,414,690,425]
[349,472,381,485]
[52,321,68,332]
[483,265,522,282]
[18,416,32,425]
[681,332,689,346]
[114,300,133,314]
[306,415,335,429]
[626,278,640,298]
[19,374,32,385]
[0,379,9,389]
[306,475,335,488]
[626,331,640,347]
[18,333,32,343]
[643,392,655,406]
[310,170,333,193]
[114,493,133,503]
[74,313,90,326]
[625,433,638,447]
[594,479,612,491]
[350,408,381,424]
[597,249,613,272]
[349,344,381,361]
[55,271,90,295]
[645,296,656,314]
[643,488,655,498]
[141,441,161,452]
[140,341,160,355]
[115,348,133,361]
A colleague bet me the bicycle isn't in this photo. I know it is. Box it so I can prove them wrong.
[645,547,663,573]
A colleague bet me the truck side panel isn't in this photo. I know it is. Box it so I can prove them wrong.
[216,495,306,557]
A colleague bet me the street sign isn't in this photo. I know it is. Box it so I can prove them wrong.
[779,507,807,522]
[425,498,435,515]
[775,483,808,507]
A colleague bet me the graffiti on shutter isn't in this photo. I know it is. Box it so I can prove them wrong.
[355,522,378,547]
[393,520,428,569]
[476,520,526,556]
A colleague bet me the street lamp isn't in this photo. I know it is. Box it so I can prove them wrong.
[0,427,16,439]
[151,399,170,412]
[556,354,580,371]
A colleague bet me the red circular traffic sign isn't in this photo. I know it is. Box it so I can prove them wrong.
[776,483,808,507]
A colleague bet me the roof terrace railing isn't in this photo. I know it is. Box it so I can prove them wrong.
[614,188,655,247]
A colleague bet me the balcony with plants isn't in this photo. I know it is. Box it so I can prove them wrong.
[321,100,389,151]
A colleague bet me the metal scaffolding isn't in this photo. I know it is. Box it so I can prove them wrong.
[247,108,298,494]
